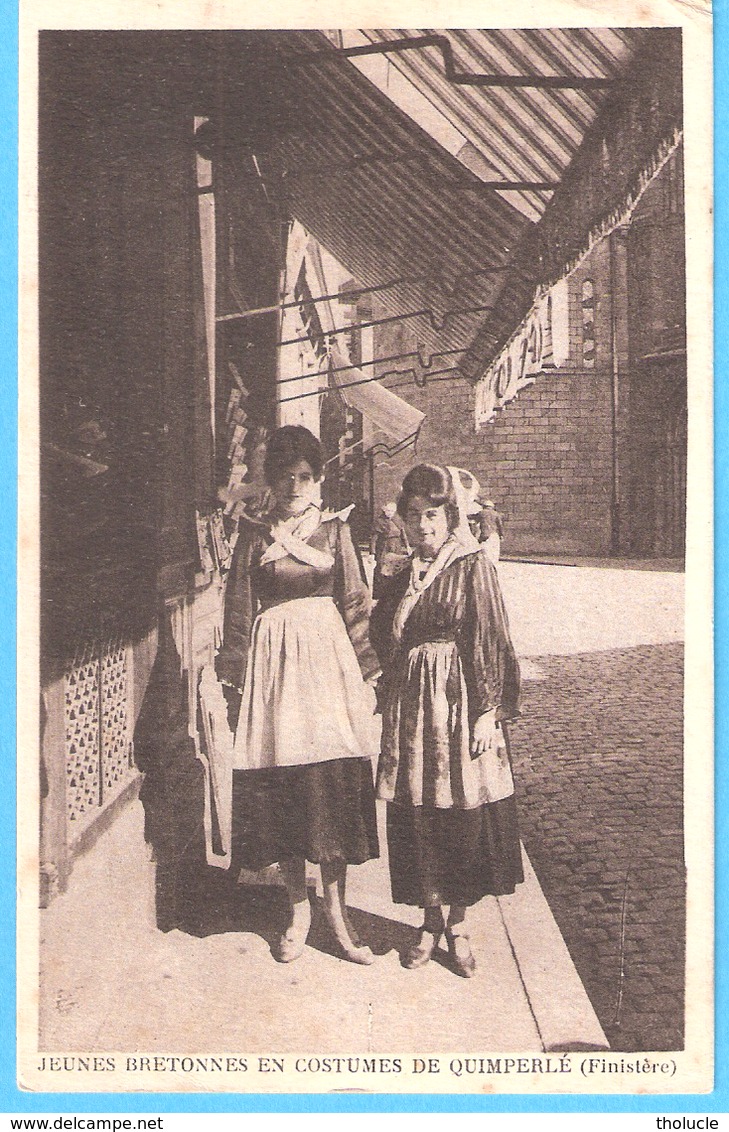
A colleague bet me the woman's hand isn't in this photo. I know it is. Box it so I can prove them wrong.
[471,708,498,758]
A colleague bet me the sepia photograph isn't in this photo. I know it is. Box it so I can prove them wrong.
[18,2,713,1096]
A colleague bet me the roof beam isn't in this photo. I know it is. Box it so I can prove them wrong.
[294,35,615,90]
[275,155,558,191]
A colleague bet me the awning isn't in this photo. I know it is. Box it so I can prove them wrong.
[340,29,643,224]
[205,28,681,384]
[213,29,536,369]
[473,125,684,429]
[328,340,424,450]
[462,29,684,380]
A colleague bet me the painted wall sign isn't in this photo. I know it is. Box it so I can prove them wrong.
[474,278,569,430]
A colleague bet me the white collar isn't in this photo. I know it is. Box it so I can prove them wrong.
[392,536,472,643]
[258,503,354,569]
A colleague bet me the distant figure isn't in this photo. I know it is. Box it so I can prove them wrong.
[370,501,410,598]
[469,497,505,565]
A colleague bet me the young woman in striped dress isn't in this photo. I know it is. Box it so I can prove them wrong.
[370,463,523,978]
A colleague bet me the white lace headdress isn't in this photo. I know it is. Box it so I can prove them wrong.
[446,466,481,551]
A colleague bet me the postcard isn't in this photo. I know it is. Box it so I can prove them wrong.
[17,0,713,1097]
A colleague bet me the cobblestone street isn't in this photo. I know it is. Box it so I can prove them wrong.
[499,562,685,1052]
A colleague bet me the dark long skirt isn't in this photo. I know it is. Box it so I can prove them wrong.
[386,796,523,907]
[232,756,379,870]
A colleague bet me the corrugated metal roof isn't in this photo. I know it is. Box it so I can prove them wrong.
[351,29,645,221]
[212,28,678,382]
[217,29,534,369]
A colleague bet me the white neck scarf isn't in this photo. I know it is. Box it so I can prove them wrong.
[391,465,481,644]
[258,503,354,570]
[392,535,472,644]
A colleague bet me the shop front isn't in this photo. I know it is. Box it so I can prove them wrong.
[38,28,685,916]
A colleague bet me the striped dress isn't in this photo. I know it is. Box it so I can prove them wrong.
[371,548,524,907]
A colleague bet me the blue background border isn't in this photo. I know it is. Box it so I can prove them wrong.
[4,0,724,1115]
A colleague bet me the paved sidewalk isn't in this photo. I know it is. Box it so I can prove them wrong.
[39,559,684,1061]
[504,555,683,573]
[39,794,606,1057]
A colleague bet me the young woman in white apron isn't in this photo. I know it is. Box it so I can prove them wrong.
[217,426,379,964]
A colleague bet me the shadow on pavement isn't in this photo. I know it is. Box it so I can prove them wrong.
[165,875,414,962]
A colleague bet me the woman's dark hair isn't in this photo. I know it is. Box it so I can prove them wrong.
[397,463,459,532]
[263,425,324,485]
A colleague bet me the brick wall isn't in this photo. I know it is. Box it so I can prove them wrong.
[371,242,616,557]
[466,371,613,556]
[368,154,684,558]
[368,361,614,557]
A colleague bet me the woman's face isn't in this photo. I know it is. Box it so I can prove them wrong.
[403,495,451,559]
[271,459,319,517]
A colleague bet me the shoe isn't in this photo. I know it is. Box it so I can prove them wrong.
[445,926,477,978]
[274,927,307,964]
[336,940,376,966]
[402,928,441,970]
[274,902,311,963]
[323,905,375,965]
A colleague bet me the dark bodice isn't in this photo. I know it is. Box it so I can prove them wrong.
[250,521,337,609]
[217,512,379,689]
[370,549,521,723]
